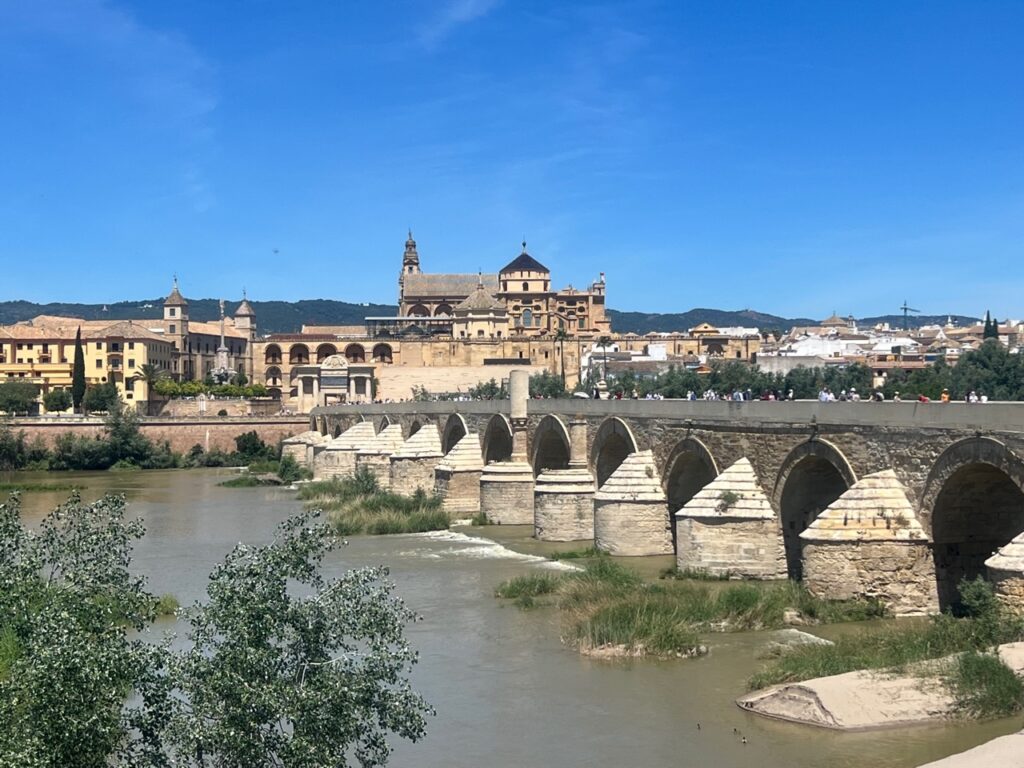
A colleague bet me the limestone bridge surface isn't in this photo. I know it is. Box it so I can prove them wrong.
[300,398,1024,615]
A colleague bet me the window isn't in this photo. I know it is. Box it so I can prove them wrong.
[578,317,584,329]
[96,342,102,350]
[16,358,22,364]
[111,342,120,352]
[95,360,102,368]
[128,342,135,350]
[42,344,48,353]
[522,282,529,292]
[27,343,33,350]
[169,324,176,334]
[169,307,176,317]
[522,309,532,327]
[477,330,485,337]
[126,378,135,392]
[128,359,135,368]
[16,344,23,350]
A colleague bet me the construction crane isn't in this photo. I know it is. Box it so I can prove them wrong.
[900,300,920,330]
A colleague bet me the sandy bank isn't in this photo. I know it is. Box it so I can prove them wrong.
[915,730,1024,767]
[736,641,1024,731]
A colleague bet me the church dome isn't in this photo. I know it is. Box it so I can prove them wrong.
[500,241,549,274]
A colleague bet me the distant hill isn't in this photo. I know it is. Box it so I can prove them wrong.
[0,299,980,336]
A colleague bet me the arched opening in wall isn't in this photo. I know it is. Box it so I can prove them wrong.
[441,414,468,455]
[777,451,852,580]
[434,304,453,317]
[345,344,366,363]
[378,416,394,435]
[591,417,638,488]
[409,420,422,437]
[932,464,1024,612]
[332,424,342,438]
[372,343,393,363]
[289,344,309,365]
[532,415,571,476]
[264,344,282,365]
[408,304,429,317]
[316,344,337,363]
[482,415,514,465]
[664,438,719,547]
[318,417,328,435]
[289,386,298,399]
[265,366,282,387]
[267,387,281,400]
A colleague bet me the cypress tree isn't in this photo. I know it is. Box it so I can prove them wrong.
[983,311,998,340]
[71,326,86,410]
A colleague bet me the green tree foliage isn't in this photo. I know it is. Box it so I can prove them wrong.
[233,430,276,463]
[152,379,268,398]
[0,493,168,766]
[0,381,40,414]
[0,497,432,767]
[71,327,86,411]
[82,382,120,413]
[467,378,507,400]
[170,511,432,766]
[529,370,567,398]
[42,388,72,413]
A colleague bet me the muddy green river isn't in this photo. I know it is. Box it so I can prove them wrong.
[3,468,1018,768]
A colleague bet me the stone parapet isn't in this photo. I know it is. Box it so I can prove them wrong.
[594,450,670,556]
[534,468,595,542]
[479,462,534,525]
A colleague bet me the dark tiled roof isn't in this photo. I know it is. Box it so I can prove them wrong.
[404,273,498,298]
[456,284,505,312]
[500,252,549,274]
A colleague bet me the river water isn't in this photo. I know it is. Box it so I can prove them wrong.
[3,468,1020,768]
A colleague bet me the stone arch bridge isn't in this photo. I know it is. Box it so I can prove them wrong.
[297,397,1024,615]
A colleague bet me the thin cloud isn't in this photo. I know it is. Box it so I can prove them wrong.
[418,0,502,48]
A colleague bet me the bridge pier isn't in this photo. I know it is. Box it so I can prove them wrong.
[434,433,484,515]
[281,430,321,468]
[315,421,376,480]
[801,470,937,616]
[355,424,404,490]
[986,535,1024,613]
[480,370,535,525]
[594,450,671,556]
[390,426,443,495]
[675,458,785,579]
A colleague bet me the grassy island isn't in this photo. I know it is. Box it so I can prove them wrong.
[495,557,881,658]
[298,470,448,535]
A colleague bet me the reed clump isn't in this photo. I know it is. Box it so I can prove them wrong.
[299,469,448,535]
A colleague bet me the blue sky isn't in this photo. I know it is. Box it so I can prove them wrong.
[1,1,1022,319]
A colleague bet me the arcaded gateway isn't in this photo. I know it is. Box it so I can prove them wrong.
[293,380,1024,617]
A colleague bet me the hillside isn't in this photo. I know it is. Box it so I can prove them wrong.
[0,299,979,336]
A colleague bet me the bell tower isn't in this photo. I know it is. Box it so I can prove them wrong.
[398,230,420,307]
[163,276,190,379]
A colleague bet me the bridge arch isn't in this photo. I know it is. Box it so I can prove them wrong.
[773,439,857,580]
[378,415,397,435]
[591,417,638,488]
[663,436,719,543]
[441,413,468,454]
[920,437,1024,612]
[409,419,422,437]
[482,414,514,465]
[532,415,571,476]
[332,423,343,438]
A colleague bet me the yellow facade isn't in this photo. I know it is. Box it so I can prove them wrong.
[0,317,175,407]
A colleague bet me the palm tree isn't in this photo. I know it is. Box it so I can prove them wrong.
[596,335,613,383]
[554,327,569,389]
[133,363,166,415]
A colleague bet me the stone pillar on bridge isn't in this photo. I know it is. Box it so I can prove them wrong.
[390,425,444,496]
[801,470,938,616]
[594,450,672,556]
[315,421,377,480]
[674,458,786,579]
[985,535,1024,614]
[434,433,484,515]
[534,414,596,541]
[305,431,330,469]
[355,424,405,490]
[479,369,535,525]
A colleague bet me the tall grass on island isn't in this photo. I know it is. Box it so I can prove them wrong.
[748,577,1024,719]
[495,556,882,659]
[218,455,312,488]
[298,469,448,535]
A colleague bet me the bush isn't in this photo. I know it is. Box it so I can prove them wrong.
[43,388,72,413]
[948,650,1024,718]
[82,382,120,413]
